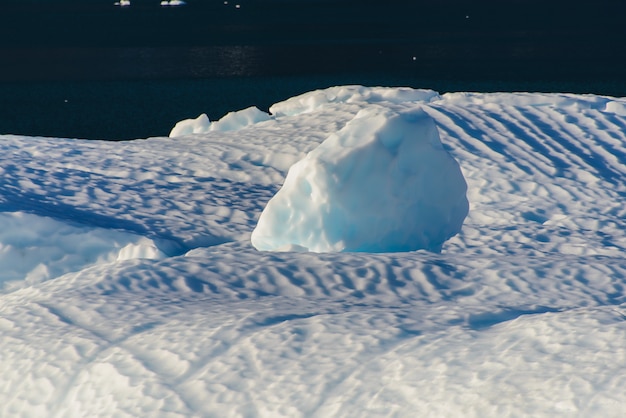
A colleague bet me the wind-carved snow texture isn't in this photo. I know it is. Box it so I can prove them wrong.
[251,106,468,253]
[2,85,626,417]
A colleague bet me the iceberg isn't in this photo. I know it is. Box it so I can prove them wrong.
[251,106,468,252]
[160,0,186,6]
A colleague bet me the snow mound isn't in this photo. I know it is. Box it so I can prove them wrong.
[269,85,440,117]
[169,106,270,137]
[251,106,468,253]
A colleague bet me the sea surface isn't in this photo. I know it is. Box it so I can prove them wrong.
[1,0,626,140]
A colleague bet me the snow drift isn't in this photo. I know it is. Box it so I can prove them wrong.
[251,106,468,252]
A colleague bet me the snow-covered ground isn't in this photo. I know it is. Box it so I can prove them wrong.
[2,86,626,417]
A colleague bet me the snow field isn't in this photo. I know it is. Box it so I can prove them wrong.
[1,85,626,416]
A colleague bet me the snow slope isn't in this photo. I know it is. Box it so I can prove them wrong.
[1,86,626,417]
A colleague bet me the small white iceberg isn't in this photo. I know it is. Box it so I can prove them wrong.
[114,0,131,6]
[161,0,186,6]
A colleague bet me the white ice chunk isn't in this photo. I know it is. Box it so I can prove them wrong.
[169,113,211,137]
[116,238,167,261]
[251,106,468,253]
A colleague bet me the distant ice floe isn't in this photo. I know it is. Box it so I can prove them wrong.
[160,0,186,6]
[251,106,468,253]
[113,0,187,7]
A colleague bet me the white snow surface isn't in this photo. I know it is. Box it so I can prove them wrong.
[251,106,468,252]
[2,85,626,417]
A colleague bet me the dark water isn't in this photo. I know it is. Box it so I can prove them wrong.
[1,0,626,140]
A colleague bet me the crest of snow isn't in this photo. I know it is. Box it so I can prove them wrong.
[269,85,440,117]
[169,106,270,137]
[251,106,468,253]
[441,91,623,110]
